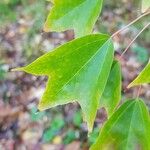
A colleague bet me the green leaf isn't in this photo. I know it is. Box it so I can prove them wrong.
[100,60,121,116]
[142,0,150,13]
[90,99,150,150]
[13,34,114,132]
[44,0,103,37]
[128,60,150,88]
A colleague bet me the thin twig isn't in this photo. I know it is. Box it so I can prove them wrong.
[119,22,150,59]
[111,11,150,38]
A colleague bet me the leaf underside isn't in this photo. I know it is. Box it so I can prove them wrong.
[128,60,150,88]
[14,34,114,132]
[90,99,150,150]
[44,0,103,37]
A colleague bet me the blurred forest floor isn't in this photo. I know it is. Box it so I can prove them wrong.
[0,0,150,150]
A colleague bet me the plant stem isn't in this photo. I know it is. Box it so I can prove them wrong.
[119,22,150,59]
[136,85,142,99]
[111,11,150,38]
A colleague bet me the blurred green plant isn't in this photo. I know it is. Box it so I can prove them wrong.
[0,0,20,26]
[43,115,65,142]
[21,0,47,59]
[88,127,99,145]
[131,44,149,63]
[0,62,7,80]
[73,110,82,128]
[63,129,77,145]
[0,0,47,60]
[30,106,46,122]
[22,0,46,37]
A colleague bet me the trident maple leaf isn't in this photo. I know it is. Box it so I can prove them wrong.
[13,34,114,132]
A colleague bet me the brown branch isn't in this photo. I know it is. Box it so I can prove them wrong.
[111,11,150,38]
[119,22,150,59]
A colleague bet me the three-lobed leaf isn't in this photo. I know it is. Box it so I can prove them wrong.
[142,0,150,13]
[128,60,150,88]
[14,34,114,132]
[99,60,121,116]
[90,99,150,150]
[44,0,103,37]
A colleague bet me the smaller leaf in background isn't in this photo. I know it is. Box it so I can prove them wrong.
[90,99,150,150]
[141,0,150,13]
[128,60,150,88]
[99,60,121,116]
[73,110,82,127]
[131,45,149,63]
[44,0,103,37]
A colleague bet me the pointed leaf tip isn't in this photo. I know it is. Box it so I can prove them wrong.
[43,23,50,32]
[128,60,150,88]
[38,103,44,112]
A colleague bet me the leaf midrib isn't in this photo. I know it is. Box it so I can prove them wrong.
[101,101,135,140]
[124,101,137,150]
[52,37,107,64]
[53,39,112,97]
